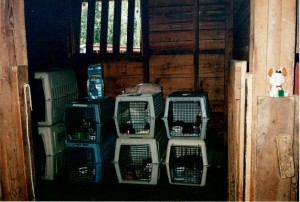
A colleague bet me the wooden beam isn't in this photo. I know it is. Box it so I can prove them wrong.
[86,0,96,54]
[126,0,135,54]
[227,60,247,201]
[100,0,109,54]
[141,0,149,82]
[113,0,121,55]
[244,73,253,201]
[194,0,200,90]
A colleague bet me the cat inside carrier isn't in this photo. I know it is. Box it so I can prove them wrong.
[165,139,208,186]
[163,91,210,139]
[114,92,165,138]
[114,138,164,185]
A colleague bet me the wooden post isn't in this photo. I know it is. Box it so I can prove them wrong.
[193,0,200,91]
[0,0,34,200]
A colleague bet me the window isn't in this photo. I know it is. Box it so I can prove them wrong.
[79,0,141,55]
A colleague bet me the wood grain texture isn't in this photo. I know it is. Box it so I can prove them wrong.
[255,96,295,201]
[0,0,33,200]
[227,60,247,201]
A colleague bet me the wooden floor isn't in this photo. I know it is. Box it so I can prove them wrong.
[34,133,228,201]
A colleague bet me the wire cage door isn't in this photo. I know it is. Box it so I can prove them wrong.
[114,92,165,138]
[63,143,102,183]
[163,91,210,139]
[114,138,161,185]
[165,139,208,186]
[63,97,115,143]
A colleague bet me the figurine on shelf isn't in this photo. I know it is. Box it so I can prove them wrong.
[268,67,289,97]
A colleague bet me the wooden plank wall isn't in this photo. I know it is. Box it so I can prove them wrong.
[148,0,231,138]
[0,0,34,200]
[25,0,233,139]
[255,97,296,201]
[248,0,297,200]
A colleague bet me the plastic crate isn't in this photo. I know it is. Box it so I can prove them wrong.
[41,151,64,180]
[63,97,116,143]
[162,91,210,139]
[114,133,167,185]
[34,68,79,126]
[114,92,165,138]
[38,122,66,156]
[64,143,104,183]
[165,139,208,186]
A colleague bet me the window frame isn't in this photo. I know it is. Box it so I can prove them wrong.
[80,0,146,59]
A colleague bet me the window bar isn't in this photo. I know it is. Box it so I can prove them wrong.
[86,0,96,54]
[141,0,149,82]
[100,0,109,54]
[126,0,135,54]
[113,0,122,55]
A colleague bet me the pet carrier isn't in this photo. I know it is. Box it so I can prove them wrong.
[162,91,210,139]
[114,92,165,138]
[63,142,115,183]
[114,132,168,185]
[38,122,66,156]
[165,139,208,186]
[63,97,116,144]
[34,68,79,126]
[41,151,64,180]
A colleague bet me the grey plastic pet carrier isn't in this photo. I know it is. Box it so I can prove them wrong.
[165,139,208,186]
[63,97,116,144]
[34,68,79,126]
[162,91,210,139]
[113,131,168,185]
[114,92,165,138]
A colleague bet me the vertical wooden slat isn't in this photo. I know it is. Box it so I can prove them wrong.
[249,1,273,200]
[237,61,246,201]
[141,0,149,82]
[0,0,33,200]
[266,0,282,69]
[113,0,121,55]
[280,1,296,94]
[100,0,109,54]
[291,96,299,200]
[227,60,247,201]
[224,0,233,146]
[194,0,199,90]
[244,73,253,201]
[126,0,135,54]
[86,0,96,54]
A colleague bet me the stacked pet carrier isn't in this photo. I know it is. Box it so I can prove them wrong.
[34,68,79,180]
[162,91,210,186]
[62,97,116,182]
[113,92,168,185]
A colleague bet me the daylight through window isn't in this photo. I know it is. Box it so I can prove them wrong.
[79,0,141,54]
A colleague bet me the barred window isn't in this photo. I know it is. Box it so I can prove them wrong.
[80,0,141,55]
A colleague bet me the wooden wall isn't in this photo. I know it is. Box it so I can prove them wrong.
[249,0,297,200]
[25,0,233,139]
[147,0,232,138]
[230,0,298,200]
